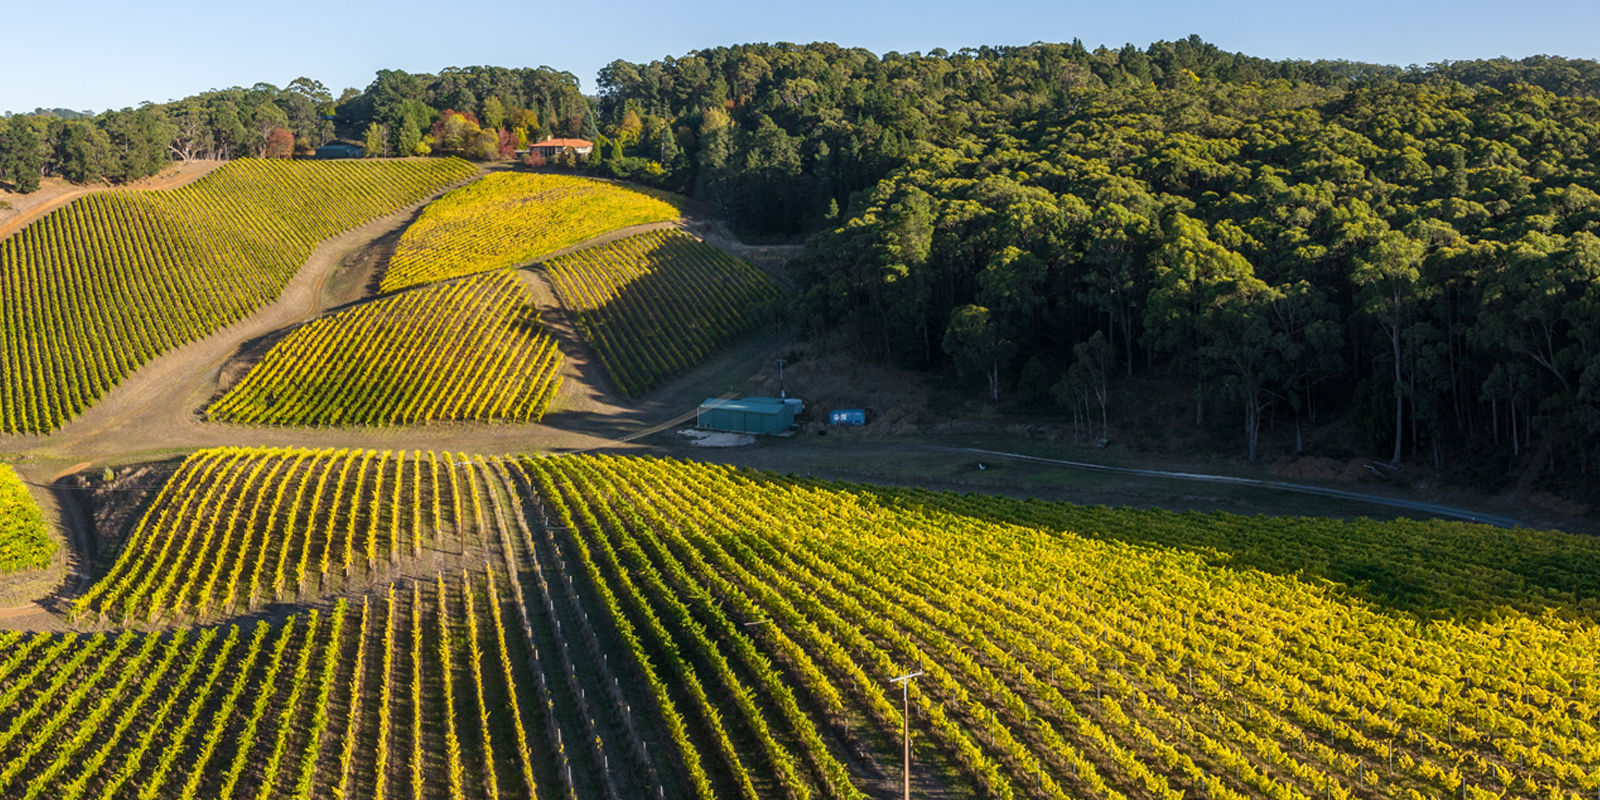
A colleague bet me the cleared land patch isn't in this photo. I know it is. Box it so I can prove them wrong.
[545,230,780,397]
[0,157,477,434]
[380,172,681,293]
[208,271,563,427]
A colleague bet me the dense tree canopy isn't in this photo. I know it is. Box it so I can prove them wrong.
[589,38,1600,238]
[783,74,1600,479]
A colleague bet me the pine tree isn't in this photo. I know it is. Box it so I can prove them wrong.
[581,105,600,141]
[541,100,557,140]
[657,123,680,166]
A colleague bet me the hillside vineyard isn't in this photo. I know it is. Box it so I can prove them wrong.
[0,157,478,434]
[24,449,1598,799]
[545,230,781,396]
[208,270,564,427]
[380,172,681,293]
[0,464,52,573]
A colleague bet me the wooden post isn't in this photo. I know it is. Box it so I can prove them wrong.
[903,682,911,800]
[891,671,924,800]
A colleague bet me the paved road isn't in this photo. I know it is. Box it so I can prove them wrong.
[954,447,1524,528]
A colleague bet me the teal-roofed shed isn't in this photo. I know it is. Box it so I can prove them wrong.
[697,396,795,435]
[315,143,364,159]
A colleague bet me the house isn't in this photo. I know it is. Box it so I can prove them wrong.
[697,397,796,435]
[527,138,593,159]
[314,143,364,159]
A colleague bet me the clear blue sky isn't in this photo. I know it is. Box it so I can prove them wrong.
[7,0,1598,114]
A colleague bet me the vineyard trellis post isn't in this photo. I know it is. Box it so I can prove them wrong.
[890,670,924,800]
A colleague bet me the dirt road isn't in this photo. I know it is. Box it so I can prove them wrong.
[955,447,1523,527]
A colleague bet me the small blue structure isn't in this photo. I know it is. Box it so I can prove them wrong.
[697,397,795,435]
[315,143,364,159]
[829,409,866,426]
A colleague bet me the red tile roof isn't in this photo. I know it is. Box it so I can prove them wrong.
[532,138,593,148]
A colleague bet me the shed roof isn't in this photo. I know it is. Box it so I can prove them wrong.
[699,397,788,415]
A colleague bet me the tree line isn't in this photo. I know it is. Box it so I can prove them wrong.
[0,67,594,192]
[343,66,595,159]
[0,78,345,191]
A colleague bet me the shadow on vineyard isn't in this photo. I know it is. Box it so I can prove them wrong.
[1321,560,1430,611]
[544,230,780,399]
[825,478,1600,622]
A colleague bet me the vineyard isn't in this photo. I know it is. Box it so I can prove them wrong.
[73,447,494,624]
[544,230,780,397]
[32,448,1600,799]
[0,465,52,573]
[0,157,478,435]
[208,270,564,427]
[380,172,681,293]
[1,578,559,800]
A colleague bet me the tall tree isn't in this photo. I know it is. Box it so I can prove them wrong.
[54,121,112,183]
[1265,281,1344,453]
[581,103,600,141]
[1353,228,1427,465]
[1064,331,1115,439]
[481,96,506,132]
[1079,201,1153,375]
[1144,214,1259,426]
[943,305,1013,400]
[167,102,211,162]
[1200,277,1280,461]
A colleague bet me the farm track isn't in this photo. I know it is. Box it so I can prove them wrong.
[954,447,1524,528]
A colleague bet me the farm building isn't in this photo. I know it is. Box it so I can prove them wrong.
[697,396,795,435]
[314,143,364,159]
[528,138,594,158]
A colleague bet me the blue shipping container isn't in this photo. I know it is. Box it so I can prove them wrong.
[829,409,865,426]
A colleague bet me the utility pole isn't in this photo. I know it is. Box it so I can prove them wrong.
[890,671,924,800]
[776,358,787,397]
